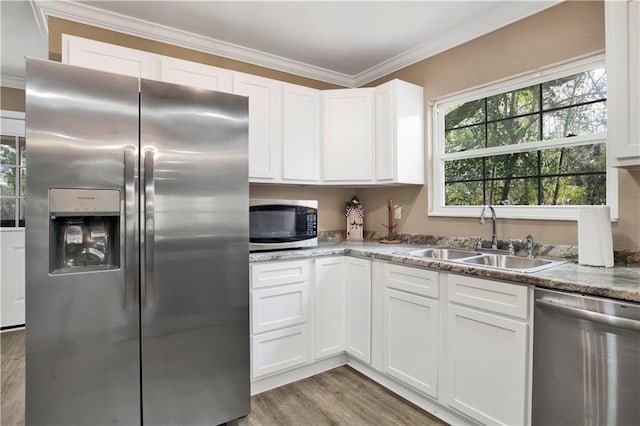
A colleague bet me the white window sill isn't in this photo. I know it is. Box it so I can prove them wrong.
[428,205,618,222]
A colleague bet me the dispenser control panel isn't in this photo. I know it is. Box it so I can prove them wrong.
[49,188,120,217]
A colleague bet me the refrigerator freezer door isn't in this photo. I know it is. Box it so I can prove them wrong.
[140,79,250,425]
[25,59,141,425]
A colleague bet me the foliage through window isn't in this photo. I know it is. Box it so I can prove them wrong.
[1,134,26,227]
[434,59,609,216]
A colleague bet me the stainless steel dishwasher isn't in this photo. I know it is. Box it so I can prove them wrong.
[532,288,640,425]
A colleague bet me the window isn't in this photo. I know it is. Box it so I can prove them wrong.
[431,54,616,220]
[1,114,26,227]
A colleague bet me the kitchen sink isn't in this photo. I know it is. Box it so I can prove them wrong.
[461,254,567,273]
[405,248,482,260]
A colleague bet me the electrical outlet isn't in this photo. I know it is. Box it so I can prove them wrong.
[394,205,401,219]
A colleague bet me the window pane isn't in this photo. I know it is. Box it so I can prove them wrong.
[487,85,539,120]
[0,166,17,196]
[20,167,27,196]
[445,181,483,205]
[1,135,17,165]
[445,99,485,130]
[542,68,607,109]
[445,158,484,182]
[543,102,606,139]
[485,152,538,179]
[487,115,539,147]
[1,197,16,227]
[540,144,606,176]
[445,124,485,153]
[19,137,26,166]
[486,178,538,205]
[541,174,606,205]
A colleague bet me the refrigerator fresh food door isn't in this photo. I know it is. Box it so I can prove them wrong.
[139,79,250,425]
[25,59,141,425]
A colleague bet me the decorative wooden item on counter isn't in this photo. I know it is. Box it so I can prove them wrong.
[380,199,401,244]
[346,195,364,241]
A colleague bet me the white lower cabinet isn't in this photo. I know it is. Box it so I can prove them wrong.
[345,257,372,363]
[382,264,439,398]
[1,229,26,328]
[313,257,346,359]
[250,260,311,379]
[444,274,531,425]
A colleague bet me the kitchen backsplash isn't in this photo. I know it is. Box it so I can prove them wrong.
[318,231,640,267]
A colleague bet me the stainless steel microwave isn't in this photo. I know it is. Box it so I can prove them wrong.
[249,199,318,251]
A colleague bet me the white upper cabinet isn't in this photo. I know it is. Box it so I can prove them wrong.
[233,73,282,181]
[159,57,233,93]
[606,0,640,167]
[62,35,157,79]
[322,89,375,184]
[282,83,321,182]
[375,79,424,184]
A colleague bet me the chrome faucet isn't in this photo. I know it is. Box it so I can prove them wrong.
[526,234,535,258]
[479,205,498,249]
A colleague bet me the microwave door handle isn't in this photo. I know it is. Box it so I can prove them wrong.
[124,148,137,310]
[143,150,156,307]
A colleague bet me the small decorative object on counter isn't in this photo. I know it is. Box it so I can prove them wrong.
[380,199,401,244]
[346,195,364,241]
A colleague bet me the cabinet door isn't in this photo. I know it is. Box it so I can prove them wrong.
[233,73,281,180]
[313,257,345,359]
[1,230,25,327]
[62,34,156,79]
[383,288,439,398]
[446,304,528,425]
[375,81,395,182]
[322,89,374,183]
[345,257,371,363]
[282,83,320,182]
[251,325,310,378]
[160,57,233,93]
[606,0,640,166]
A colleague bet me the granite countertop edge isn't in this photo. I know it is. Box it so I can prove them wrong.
[249,242,640,303]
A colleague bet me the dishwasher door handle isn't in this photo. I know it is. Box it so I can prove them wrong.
[536,299,640,332]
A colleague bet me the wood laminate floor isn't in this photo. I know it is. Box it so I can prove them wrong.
[1,330,445,426]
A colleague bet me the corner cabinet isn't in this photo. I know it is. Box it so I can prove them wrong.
[375,80,424,184]
[313,257,346,359]
[322,89,375,184]
[606,0,640,167]
[345,257,372,363]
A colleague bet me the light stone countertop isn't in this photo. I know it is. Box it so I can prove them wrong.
[250,241,640,303]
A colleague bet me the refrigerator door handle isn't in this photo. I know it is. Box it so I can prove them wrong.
[124,148,137,310]
[144,149,156,306]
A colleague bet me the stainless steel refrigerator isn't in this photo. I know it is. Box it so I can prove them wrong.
[25,58,250,425]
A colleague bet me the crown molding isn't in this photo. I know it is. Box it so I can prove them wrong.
[354,0,563,86]
[34,0,356,87]
[33,0,562,89]
[1,75,26,89]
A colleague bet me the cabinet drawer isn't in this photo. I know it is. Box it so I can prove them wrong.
[252,284,309,333]
[251,260,309,289]
[447,274,529,319]
[385,264,439,298]
[251,325,310,379]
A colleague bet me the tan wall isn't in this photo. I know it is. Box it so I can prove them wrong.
[1,86,25,112]
[358,0,640,250]
[47,2,640,249]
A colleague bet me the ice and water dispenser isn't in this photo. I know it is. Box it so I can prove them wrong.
[49,188,121,274]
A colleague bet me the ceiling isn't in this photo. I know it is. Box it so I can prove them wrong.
[1,1,559,89]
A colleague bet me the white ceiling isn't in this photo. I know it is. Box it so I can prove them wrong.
[1,1,559,89]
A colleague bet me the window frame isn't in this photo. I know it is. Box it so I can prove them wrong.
[1,110,26,228]
[429,53,617,221]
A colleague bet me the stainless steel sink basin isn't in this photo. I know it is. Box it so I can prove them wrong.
[461,254,567,273]
[406,248,481,260]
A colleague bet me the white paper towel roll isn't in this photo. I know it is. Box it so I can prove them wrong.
[578,206,614,267]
